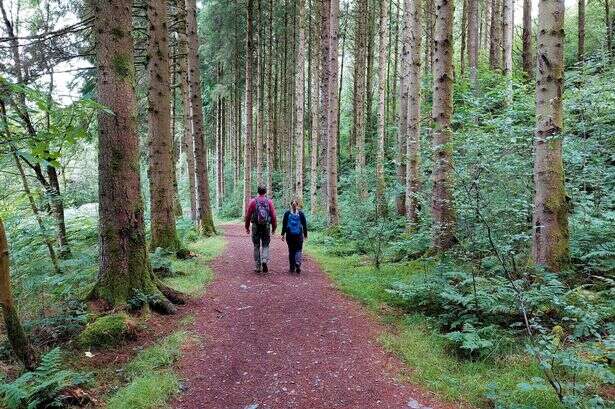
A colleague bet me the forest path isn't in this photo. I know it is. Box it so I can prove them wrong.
[172,224,458,409]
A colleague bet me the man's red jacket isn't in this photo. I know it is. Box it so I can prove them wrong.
[244,195,277,232]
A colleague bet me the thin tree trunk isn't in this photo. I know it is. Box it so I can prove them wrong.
[186,0,215,235]
[177,0,197,221]
[327,0,340,225]
[460,0,467,77]
[431,0,457,251]
[522,0,533,77]
[578,0,585,61]
[13,152,61,275]
[532,0,569,272]
[148,0,178,251]
[502,0,513,102]
[607,0,612,53]
[267,0,275,197]
[91,0,176,313]
[0,0,71,259]
[309,0,321,214]
[319,0,332,219]
[295,0,306,202]
[353,0,368,195]
[489,0,502,70]
[0,218,36,370]
[244,0,255,211]
[406,0,422,226]
[375,0,389,216]
[467,0,479,87]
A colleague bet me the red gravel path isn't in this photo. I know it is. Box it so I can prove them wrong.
[172,224,461,409]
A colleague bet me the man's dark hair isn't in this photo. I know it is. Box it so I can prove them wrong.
[257,185,267,195]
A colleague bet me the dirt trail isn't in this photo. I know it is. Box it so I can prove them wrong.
[173,224,459,409]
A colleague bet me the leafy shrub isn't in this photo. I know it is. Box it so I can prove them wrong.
[0,348,91,409]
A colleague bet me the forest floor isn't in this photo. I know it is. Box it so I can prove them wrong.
[171,224,461,409]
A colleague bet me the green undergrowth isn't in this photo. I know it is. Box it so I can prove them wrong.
[305,233,564,408]
[162,232,226,296]
[106,331,194,409]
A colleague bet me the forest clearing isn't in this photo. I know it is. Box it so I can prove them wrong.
[0,0,613,408]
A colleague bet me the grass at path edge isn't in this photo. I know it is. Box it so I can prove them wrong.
[305,232,563,409]
[106,232,226,409]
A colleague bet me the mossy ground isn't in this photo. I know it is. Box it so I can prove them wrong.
[305,232,563,408]
[78,313,135,349]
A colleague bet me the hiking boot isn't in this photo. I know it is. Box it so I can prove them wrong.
[261,262,268,273]
[289,266,295,273]
[295,264,301,274]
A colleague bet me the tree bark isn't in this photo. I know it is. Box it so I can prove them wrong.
[244,0,255,212]
[0,218,36,370]
[267,0,275,197]
[405,0,422,225]
[522,0,533,77]
[578,0,585,61]
[148,0,179,251]
[186,0,215,235]
[309,0,321,214]
[91,0,176,313]
[431,0,457,251]
[467,0,479,87]
[352,0,368,194]
[375,0,389,216]
[327,0,340,225]
[489,0,502,70]
[502,0,513,102]
[460,0,467,77]
[295,0,306,203]
[607,0,612,53]
[177,0,197,222]
[532,0,569,272]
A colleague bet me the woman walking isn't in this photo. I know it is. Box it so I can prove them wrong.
[281,199,308,273]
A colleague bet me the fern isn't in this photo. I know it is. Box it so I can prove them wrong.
[0,348,90,409]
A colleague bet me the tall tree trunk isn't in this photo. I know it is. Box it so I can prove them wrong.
[91,0,176,313]
[177,0,197,221]
[365,0,376,146]
[327,0,340,225]
[353,0,368,194]
[467,0,479,87]
[375,0,389,216]
[186,0,215,235]
[578,0,585,61]
[255,3,264,187]
[483,0,491,52]
[267,0,275,197]
[244,0,255,211]
[460,0,467,77]
[502,0,513,102]
[295,0,306,203]
[431,0,457,251]
[532,0,569,272]
[0,218,36,370]
[148,0,179,251]
[607,0,612,53]
[309,0,321,214]
[522,0,533,77]
[401,0,422,225]
[489,0,502,70]
[319,0,332,218]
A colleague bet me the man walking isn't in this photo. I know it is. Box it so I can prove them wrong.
[244,186,277,273]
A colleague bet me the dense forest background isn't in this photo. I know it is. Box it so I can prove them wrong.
[0,0,613,407]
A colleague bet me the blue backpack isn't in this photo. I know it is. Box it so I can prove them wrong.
[287,212,303,236]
